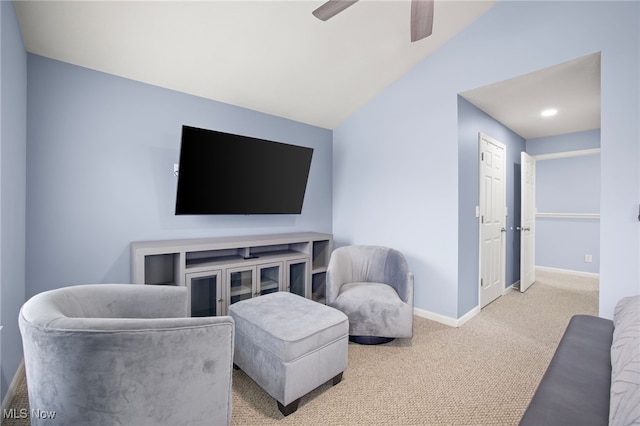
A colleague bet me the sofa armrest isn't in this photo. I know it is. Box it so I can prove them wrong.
[519,314,614,426]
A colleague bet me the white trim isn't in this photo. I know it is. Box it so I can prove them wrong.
[413,306,480,328]
[536,212,599,219]
[532,148,600,161]
[536,265,599,278]
[1,359,25,413]
[456,306,481,327]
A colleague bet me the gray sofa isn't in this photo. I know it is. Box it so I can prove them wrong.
[19,284,235,426]
[519,295,639,426]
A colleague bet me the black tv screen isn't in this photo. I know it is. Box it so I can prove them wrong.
[175,125,314,215]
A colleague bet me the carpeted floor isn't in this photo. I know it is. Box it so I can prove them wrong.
[4,270,598,425]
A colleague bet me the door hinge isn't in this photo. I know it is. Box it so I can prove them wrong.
[480,278,484,287]
[481,152,484,161]
[481,215,484,224]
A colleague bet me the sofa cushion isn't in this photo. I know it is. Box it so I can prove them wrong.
[610,295,640,426]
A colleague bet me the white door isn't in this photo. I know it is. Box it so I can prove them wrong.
[520,152,536,292]
[479,134,507,308]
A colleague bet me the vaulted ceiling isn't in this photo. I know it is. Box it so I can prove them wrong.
[15,1,600,137]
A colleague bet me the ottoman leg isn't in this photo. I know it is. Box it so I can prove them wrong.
[276,372,344,416]
[277,398,301,416]
[332,372,343,386]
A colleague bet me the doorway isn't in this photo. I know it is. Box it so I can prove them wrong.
[458,53,601,315]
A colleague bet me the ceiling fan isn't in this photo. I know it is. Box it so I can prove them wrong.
[312,0,434,42]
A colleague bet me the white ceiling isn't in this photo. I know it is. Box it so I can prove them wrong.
[14,1,600,136]
[14,0,497,129]
[461,53,601,140]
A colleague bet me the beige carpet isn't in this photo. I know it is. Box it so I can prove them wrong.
[4,270,598,425]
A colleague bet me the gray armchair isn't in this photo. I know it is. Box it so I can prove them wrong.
[19,284,234,426]
[326,245,414,344]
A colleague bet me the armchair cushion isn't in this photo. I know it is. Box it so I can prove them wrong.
[331,282,413,337]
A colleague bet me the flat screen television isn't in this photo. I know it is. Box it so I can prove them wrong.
[175,125,314,215]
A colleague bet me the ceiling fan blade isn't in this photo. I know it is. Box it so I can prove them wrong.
[312,0,359,21]
[410,0,434,42]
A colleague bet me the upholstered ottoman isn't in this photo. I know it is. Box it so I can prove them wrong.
[228,292,349,416]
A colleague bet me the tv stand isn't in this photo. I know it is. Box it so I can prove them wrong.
[131,232,333,316]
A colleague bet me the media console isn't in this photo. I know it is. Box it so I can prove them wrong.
[131,232,333,316]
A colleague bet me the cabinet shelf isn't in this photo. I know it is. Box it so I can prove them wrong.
[311,266,327,274]
[131,232,333,315]
[143,253,180,286]
[261,281,279,291]
[312,240,330,270]
[186,255,244,268]
[230,287,252,297]
[185,250,309,272]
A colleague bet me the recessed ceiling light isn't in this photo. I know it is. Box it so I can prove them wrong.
[541,108,558,117]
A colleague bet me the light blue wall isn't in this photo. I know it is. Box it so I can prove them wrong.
[526,129,600,155]
[528,130,600,274]
[2,1,638,398]
[536,154,600,213]
[0,0,27,403]
[26,55,333,298]
[536,217,600,273]
[457,97,525,316]
[334,1,639,320]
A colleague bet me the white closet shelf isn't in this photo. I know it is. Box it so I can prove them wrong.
[536,212,600,219]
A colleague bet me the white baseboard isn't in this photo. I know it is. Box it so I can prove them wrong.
[1,359,25,413]
[413,278,525,328]
[413,305,480,328]
[536,266,599,278]
[455,306,481,327]
[414,271,593,329]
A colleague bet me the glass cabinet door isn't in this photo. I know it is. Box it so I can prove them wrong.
[286,259,309,298]
[185,271,222,317]
[227,267,256,306]
[258,262,282,296]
